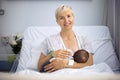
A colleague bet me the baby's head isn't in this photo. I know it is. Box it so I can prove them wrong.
[73,49,89,63]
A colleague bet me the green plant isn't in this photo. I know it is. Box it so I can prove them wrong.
[9,33,22,54]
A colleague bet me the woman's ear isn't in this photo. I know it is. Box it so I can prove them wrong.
[56,19,59,25]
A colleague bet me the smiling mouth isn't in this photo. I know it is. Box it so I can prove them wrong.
[64,23,70,26]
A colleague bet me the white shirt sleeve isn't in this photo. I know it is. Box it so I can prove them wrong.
[39,34,61,56]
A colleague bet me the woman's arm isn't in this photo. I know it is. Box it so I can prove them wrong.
[44,53,93,72]
[67,53,93,68]
[38,49,70,71]
[38,53,51,71]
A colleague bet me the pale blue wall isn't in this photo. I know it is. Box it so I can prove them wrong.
[0,0,106,34]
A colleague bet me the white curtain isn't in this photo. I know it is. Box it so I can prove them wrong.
[105,0,120,61]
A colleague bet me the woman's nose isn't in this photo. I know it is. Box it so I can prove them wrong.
[64,17,69,23]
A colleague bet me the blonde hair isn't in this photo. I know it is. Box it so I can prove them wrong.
[55,5,74,20]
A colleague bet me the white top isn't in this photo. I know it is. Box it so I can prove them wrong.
[39,32,93,56]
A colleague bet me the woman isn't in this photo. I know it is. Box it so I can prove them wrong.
[38,5,93,72]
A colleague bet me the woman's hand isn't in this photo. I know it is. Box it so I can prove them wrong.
[52,49,70,59]
[44,58,68,72]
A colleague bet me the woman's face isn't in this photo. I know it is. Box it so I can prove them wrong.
[57,9,74,31]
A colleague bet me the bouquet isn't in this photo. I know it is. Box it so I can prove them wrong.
[9,33,22,54]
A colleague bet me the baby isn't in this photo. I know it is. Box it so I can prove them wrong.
[40,49,89,72]
[73,49,89,63]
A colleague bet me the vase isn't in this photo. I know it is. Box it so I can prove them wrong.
[10,54,20,72]
[7,55,16,63]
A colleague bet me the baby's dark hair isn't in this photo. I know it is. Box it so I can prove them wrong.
[73,49,89,63]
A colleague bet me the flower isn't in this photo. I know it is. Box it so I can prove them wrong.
[1,35,9,46]
[9,33,22,54]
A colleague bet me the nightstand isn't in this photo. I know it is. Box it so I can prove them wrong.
[0,61,13,72]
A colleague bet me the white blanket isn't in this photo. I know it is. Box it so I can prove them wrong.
[16,63,113,76]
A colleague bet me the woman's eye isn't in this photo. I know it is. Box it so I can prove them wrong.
[67,15,71,18]
[60,17,64,20]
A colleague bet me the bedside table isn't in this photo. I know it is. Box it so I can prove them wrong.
[0,61,13,72]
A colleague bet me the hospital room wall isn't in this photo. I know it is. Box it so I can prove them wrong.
[0,0,106,59]
[0,0,106,34]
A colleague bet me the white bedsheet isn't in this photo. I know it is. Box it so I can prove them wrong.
[48,63,113,75]
[16,63,113,76]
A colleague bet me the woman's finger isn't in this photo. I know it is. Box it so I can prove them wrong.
[59,52,70,58]
[53,49,71,58]
[45,60,58,72]
[44,63,54,71]
[61,53,68,58]
[47,68,56,73]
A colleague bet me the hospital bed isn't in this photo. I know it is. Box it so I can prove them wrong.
[1,26,119,80]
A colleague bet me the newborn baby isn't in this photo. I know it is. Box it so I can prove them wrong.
[73,49,89,63]
[40,49,89,72]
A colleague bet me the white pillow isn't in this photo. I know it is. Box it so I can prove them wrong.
[28,40,42,70]
[17,40,31,71]
[17,40,42,71]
